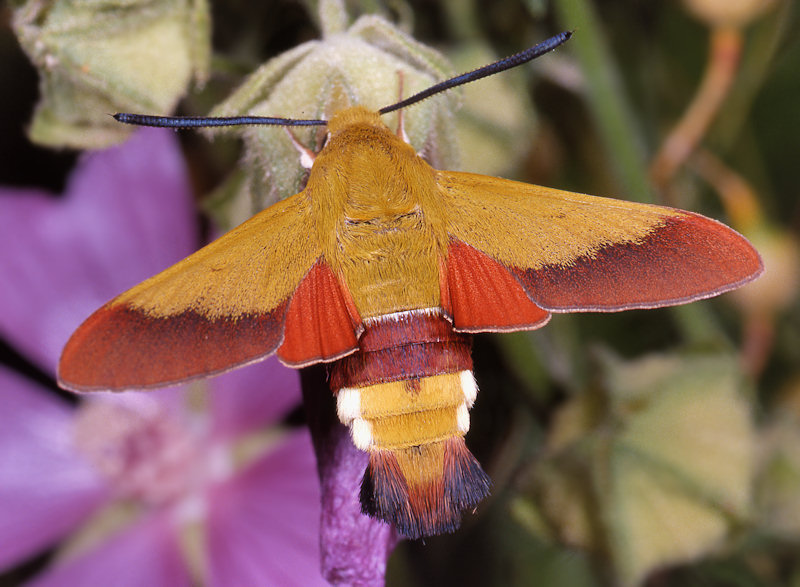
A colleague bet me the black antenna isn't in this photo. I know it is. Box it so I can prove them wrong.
[113,31,572,130]
[113,113,327,128]
[379,30,572,115]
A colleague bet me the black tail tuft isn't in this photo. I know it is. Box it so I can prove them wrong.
[360,437,491,539]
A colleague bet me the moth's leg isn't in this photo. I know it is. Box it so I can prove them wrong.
[394,70,411,144]
[284,128,316,170]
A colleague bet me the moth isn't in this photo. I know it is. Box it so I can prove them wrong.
[58,32,762,539]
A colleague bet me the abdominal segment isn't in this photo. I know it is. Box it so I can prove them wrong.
[330,310,491,539]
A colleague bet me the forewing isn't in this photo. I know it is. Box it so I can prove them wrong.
[58,190,348,391]
[438,170,762,314]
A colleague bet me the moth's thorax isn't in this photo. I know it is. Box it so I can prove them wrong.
[308,107,447,319]
[315,106,439,218]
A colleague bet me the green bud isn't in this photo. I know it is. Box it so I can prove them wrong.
[13,0,210,149]
[682,0,777,27]
[206,10,458,229]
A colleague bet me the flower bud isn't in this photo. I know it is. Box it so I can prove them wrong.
[730,226,800,315]
[682,0,777,27]
[12,0,210,149]
[206,12,458,228]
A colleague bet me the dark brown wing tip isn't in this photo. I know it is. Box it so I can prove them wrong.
[57,302,287,392]
[518,213,764,312]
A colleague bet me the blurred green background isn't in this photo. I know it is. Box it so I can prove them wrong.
[1,0,799,585]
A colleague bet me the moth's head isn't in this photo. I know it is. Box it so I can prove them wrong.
[326,106,386,137]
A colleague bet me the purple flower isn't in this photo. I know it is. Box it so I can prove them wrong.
[0,130,327,585]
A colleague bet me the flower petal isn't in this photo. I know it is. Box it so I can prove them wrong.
[0,128,196,373]
[0,368,108,569]
[210,357,303,440]
[206,430,328,586]
[30,513,191,587]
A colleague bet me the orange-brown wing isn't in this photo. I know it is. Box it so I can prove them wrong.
[438,170,762,324]
[58,190,360,392]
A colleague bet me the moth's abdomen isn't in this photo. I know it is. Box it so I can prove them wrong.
[331,311,491,538]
